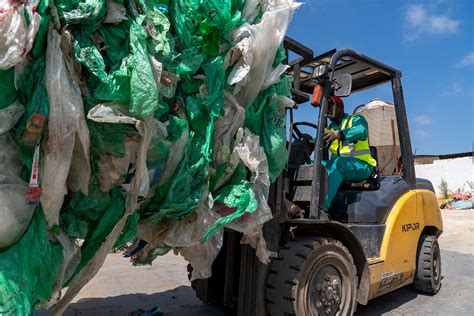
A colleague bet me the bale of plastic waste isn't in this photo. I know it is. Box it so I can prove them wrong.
[0,0,301,313]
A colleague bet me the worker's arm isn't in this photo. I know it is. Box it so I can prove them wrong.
[340,115,368,142]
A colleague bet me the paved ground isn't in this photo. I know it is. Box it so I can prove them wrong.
[40,209,473,315]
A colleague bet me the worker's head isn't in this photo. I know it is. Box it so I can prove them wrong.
[328,96,345,122]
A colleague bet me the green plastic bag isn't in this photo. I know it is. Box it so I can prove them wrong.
[0,208,63,315]
[30,0,51,58]
[245,76,292,182]
[147,56,225,222]
[56,0,106,25]
[87,120,140,158]
[0,69,16,109]
[201,164,258,242]
[98,21,131,66]
[72,31,108,81]
[129,16,167,119]
[63,186,127,281]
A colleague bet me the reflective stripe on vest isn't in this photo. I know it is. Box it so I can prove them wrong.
[329,116,377,167]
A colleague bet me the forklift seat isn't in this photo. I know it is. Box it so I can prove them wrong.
[328,176,410,223]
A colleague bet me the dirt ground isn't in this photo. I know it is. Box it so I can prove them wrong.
[39,209,474,316]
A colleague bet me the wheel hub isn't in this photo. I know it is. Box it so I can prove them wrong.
[311,268,343,316]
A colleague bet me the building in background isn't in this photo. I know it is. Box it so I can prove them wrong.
[414,152,473,195]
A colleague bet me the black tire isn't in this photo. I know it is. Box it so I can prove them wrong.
[414,235,442,294]
[266,237,357,316]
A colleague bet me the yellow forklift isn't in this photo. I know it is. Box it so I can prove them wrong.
[189,37,443,316]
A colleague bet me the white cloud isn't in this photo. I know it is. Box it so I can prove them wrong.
[414,115,433,125]
[441,81,462,95]
[414,129,429,137]
[455,52,474,68]
[404,4,460,42]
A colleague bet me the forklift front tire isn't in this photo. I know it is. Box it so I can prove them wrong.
[266,237,357,316]
[413,235,442,294]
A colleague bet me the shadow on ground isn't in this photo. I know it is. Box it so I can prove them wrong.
[57,284,423,316]
[61,286,231,316]
[355,286,420,315]
[40,249,473,315]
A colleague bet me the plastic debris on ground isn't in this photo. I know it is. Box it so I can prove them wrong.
[439,191,474,210]
[0,0,300,313]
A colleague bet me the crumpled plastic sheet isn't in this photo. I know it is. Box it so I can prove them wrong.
[0,0,41,69]
[210,128,276,264]
[0,101,36,249]
[178,228,224,281]
[232,0,300,107]
[241,0,263,24]
[60,28,92,196]
[0,207,63,315]
[88,102,142,129]
[42,231,81,310]
[103,0,127,24]
[88,102,158,196]
[134,194,223,280]
[56,0,106,25]
[97,138,139,192]
[225,37,252,86]
[213,91,246,166]
[227,128,273,230]
[41,26,87,228]
[51,118,153,315]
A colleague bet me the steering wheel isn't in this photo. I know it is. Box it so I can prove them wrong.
[292,121,318,141]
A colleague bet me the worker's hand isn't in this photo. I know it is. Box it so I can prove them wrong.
[323,130,339,144]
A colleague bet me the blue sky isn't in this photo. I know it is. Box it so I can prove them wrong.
[286,0,473,154]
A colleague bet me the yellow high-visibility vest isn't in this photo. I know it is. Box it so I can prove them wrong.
[329,116,377,167]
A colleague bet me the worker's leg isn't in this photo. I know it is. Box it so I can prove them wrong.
[322,158,344,211]
[340,157,374,182]
[323,157,373,211]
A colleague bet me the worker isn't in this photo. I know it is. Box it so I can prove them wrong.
[322,96,377,211]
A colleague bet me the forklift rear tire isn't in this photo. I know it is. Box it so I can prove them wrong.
[413,235,441,294]
[266,237,357,316]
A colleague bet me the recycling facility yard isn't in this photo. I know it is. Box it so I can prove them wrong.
[38,208,474,316]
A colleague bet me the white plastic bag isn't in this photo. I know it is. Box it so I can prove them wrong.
[87,102,141,127]
[242,0,264,24]
[0,184,36,248]
[169,194,223,280]
[164,193,217,247]
[177,228,224,281]
[103,0,128,24]
[0,101,25,184]
[156,119,189,187]
[0,102,35,249]
[231,0,300,107]
[213,91,245,166]
[0,0,41,69]
[225,37,253,86]
[62,31,91,195]
[97,138,140,192]
[41,27,83,228]
[225,128,273,230]
[214,128,275,264]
